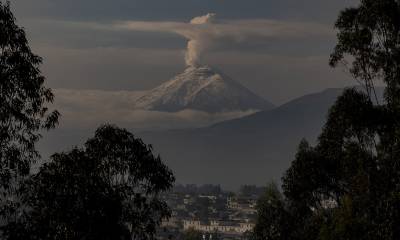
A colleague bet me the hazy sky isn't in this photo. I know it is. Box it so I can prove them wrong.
[11,0,359,105]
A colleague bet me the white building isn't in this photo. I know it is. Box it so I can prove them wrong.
[183,220,254,234]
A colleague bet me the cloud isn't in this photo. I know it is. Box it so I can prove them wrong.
[112,14,334,66]
[52,89,258,131]
[24,16,334,63]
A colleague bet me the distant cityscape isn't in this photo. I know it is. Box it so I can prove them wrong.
[158,184,266,240]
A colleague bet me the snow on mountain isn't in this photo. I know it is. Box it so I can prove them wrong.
[135,66,274,113]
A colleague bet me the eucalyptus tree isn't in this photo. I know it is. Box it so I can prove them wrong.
[255,1,400,239]
[0,0,59,236]
[20,125,175,240]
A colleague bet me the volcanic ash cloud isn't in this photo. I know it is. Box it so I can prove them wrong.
[184,13,216,67]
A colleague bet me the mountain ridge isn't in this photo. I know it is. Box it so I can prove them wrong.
[135,66,274,113]
[137,88,356,188]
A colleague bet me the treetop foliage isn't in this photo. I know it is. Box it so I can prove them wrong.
[5,124,175,240]
[0,0,59,234]
[254,1,400,239]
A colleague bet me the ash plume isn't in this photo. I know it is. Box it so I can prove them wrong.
[185,13,216,67]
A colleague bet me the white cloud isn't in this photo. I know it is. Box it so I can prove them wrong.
[112,17,333,38]
[52,89,257,131]
[102,15,334,66]
[25,16,334,68]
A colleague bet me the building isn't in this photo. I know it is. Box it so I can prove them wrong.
[183,220,254,234]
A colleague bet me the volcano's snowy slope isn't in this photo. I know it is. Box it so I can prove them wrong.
[135,66,274,113]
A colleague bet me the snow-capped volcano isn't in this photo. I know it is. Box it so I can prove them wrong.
[135,66,274,113]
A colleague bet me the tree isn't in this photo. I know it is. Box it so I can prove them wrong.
[0,0,59,236]
[252,182,290,240]
[256,1,400,239]
[182,228,202,240]
[282,89,381,240]
[12,148,128,240]
[330,0,400,108]
[14,125,175,240]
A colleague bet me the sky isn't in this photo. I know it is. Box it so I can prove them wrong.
[11,0,359,105]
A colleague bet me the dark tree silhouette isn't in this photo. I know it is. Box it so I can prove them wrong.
[254,1,400,240]
[0,0,59,236]
[182,228,202,240]
[252,182,289,240]
[330,0,400,108]
[18,125,175,240]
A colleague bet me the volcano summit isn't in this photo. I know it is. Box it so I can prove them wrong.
[135,66,274,113]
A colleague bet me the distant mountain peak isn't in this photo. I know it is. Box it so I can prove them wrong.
[135,65,274,113]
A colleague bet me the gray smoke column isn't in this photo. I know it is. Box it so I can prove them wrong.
[184,13,216,67]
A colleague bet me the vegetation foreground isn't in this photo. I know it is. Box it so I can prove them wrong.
[1,0,400,239]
